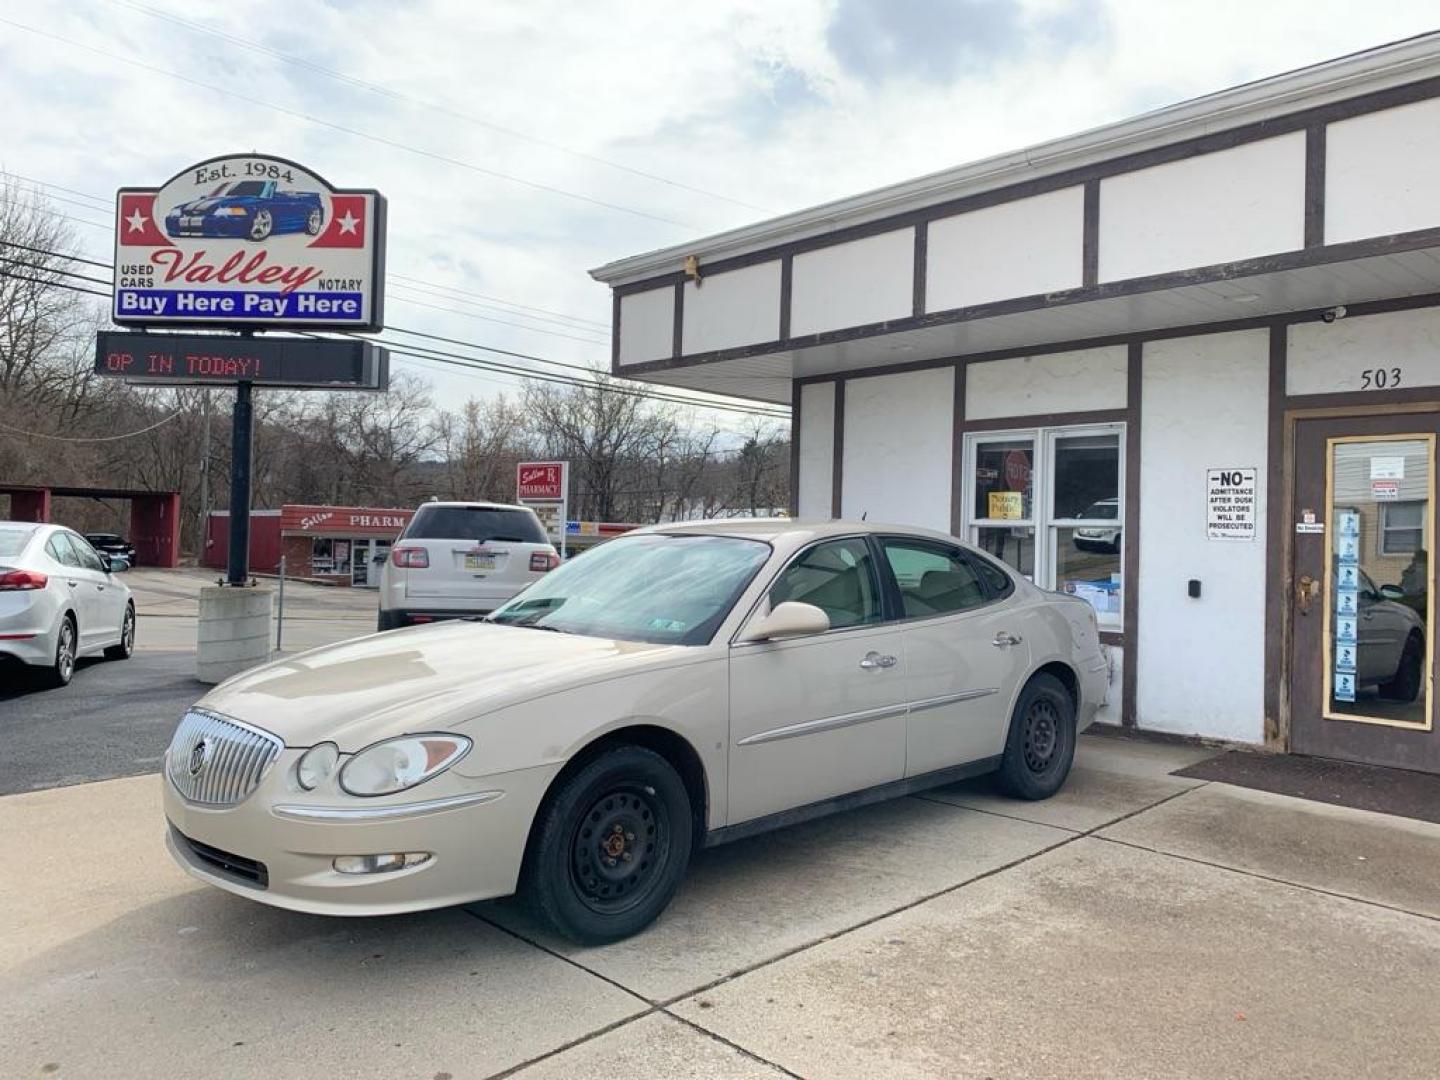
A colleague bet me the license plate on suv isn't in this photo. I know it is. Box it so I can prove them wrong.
[464,549,496,571]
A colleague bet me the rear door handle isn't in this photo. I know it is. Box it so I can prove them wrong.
[859,651,897,670]
[67,580,78,588]
[992,631,1023,648]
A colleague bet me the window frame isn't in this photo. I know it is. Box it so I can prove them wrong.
[963,421,1126,630]
[763,534,889,631]
[1380,500,1426,556]
[873,534,1010,625]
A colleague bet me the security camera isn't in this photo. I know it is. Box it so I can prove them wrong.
[1321,305,1348,323]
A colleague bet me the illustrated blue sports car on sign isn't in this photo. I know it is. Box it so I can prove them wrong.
[164,180,324,242]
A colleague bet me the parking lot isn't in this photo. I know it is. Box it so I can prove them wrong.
[3,674,1438,1079]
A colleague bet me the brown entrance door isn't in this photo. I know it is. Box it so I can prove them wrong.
[1291,413,1440,772]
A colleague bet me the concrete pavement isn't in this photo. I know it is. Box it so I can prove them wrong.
[3,735,1438,1079]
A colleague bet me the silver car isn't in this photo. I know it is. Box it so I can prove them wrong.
[164,519,1105,944]
[0,522,136,687]
[377,500,560,630]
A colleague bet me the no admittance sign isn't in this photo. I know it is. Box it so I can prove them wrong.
[1207,468,1257,541]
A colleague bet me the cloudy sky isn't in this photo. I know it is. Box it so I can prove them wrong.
[1,0,1437,426]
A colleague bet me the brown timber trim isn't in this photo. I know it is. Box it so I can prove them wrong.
[778,255,793,342]
[950,360,965,535]
[1264,324,1288,746]
[617,227,1440,377]
[1082,179,1100,287]
[1121,341,1142,727]
[1098,630,1124,647]
[608,74,1440,300]
[671,282,684,359]
[831,379,846,518]
[788,379,802,517]
[1304,123,1326,249]
[962,407,1128,433]
[913,222,929,318]
[1284,385,1440,411]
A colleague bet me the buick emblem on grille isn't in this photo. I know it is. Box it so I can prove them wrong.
[188,738,212,777]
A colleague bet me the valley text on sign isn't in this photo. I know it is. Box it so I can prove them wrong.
[113,153,386,331]
[1206,467,1257,540]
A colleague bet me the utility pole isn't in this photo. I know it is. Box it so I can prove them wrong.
[226,380,254,586]
[198,388,211,558]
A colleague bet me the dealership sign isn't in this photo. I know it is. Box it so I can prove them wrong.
[113,153,386,331]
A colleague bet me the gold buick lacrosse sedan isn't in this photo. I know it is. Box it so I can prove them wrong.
[164,520,1107,943]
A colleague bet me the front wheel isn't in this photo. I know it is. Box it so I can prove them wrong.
[249,210,273,241]
[105,604,135,660]
[995,673,1076,800]
[1379,632,1424,702]
[525,746,692,945]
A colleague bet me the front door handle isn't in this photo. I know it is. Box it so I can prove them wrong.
[992,631,1023,648]
[859,651,897,670]
[1296,574,1320,615]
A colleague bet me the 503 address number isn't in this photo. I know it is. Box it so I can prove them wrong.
[1360,367,1403,389]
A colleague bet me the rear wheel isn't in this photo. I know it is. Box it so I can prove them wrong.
[525,746,692,945]
[105,604,135,660]
[39,614,77,689]
[377,609,407,632]
[995,673,1076,800]
[306,206,323,235]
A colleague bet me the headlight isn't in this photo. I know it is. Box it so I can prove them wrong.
[339,734,471,797]
[212,207,248,216]
[296,742,339,790]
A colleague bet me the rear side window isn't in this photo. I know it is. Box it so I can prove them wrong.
[972,554,1015,599]
[402,505,548,544]
[881,539,987,618]
[0,528,35,559]
[46,533,82,568]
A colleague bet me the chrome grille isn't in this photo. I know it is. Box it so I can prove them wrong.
[166,709,283,806]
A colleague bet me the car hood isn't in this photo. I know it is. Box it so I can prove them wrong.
[175,197,233,213]
[195,620,691,749]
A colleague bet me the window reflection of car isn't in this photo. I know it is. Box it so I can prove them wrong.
[1353,569,1425,702]
[164,180,324,242]
[1073,498,1121,553]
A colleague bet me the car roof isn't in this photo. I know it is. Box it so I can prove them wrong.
[415,500,534,513]
[640,518,968,546]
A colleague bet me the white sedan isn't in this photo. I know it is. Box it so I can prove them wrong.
[0,522,136,687]
[163,520,1107,943]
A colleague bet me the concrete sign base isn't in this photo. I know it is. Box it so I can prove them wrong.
[196,585,273,684]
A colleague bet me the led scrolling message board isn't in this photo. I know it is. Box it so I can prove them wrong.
[95,331,388,390]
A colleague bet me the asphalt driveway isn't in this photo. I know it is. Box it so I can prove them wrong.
[3,735,1437,1079]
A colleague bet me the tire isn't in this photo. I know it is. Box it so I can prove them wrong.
[39,614,78,689]
[525,745,692,945]
[249,210,273,241]
[995,673,1076,800]
[377,609,407,632]
[306,207,324,235]
[1379,631,1424,702]
[105,604,135,661]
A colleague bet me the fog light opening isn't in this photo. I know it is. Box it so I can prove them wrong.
[332,852,432,875]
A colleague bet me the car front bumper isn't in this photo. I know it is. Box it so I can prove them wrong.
[162,748,561,916]
[165,215,251,238]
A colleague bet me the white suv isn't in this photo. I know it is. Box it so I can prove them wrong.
[377,501,560,630]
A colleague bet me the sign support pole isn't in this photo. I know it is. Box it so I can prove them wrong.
[226,379,254,585]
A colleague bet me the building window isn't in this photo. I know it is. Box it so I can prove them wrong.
[965,423,1124,627]
[1381,501,1426,555]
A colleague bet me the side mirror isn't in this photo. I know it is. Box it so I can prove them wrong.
[738,601,830,643]
[1379,584,1405,601]
[106,556,130,573]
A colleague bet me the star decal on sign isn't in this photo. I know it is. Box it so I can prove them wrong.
[337,211,359,235]
[125,209,148,233]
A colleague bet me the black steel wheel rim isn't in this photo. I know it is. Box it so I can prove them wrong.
[1022,699,1059,773]
[569,783,668,915]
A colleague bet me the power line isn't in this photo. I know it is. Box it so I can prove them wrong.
[0,238,112,270]
[4,172,615,332]
[111,0,771,216]
[0,409,181,441]
[1,271,789,419]
[385,291,611,346]
[0,256,113,288]
[0,16,699,229]
[0,238,775,415]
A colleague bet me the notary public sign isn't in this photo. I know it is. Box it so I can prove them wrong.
[113,153,386,331]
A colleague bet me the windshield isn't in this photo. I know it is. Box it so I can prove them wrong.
[224,181,267,197]
[0,527,35,559]
[489,533,771,645]
[402,505,547,544]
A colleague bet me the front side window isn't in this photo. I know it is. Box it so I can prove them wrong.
[490,533,769,645]
[68,534,107,572]
[966,424,1124,627]
[882,539,986,618]
[769,537,882,629]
